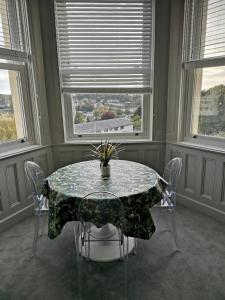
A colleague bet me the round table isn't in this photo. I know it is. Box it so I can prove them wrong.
[45,160,166,262]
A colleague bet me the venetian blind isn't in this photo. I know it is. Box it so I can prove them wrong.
[0,0,24,53]
[54,0,153,93]
[185,0,225,62]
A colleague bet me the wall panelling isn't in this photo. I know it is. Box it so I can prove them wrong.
[0,146,53,232]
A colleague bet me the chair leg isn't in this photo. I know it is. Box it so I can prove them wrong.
[117,229,122,260]
[87,226,91,261]
[133,238,138,255]
[40,213,48,236]
[169,209,179,251]
[123,236,128,300]
[74,223,82,300]
[32,215,39,256]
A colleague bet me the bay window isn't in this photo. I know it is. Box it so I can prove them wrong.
[54,0,154,140]
[183,0,225,142]
[0,0,34,148]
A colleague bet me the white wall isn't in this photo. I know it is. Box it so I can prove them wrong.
[52,142,166,174]
[166,143,225,222]
[0,146,53,232]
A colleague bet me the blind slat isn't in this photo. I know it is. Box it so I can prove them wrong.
[185,0,225,61]
[55,0,153,91]
[0,0,24,52]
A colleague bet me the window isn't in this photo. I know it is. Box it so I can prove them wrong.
[0,0,34,147]
[183,0,225,141]
[55,0,154,140]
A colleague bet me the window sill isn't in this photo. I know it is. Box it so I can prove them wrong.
[0,144,48,160]
[170,140,225,155]
[54,139,165,146]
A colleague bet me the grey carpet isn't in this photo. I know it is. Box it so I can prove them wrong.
[0,205,225,300]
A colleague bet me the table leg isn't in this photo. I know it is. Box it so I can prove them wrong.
[79,223,134,262]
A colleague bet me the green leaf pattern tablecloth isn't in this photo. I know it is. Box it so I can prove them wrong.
[43,160,167,240]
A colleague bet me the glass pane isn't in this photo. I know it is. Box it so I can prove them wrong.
[71,93,143,134]
[189,0,225,60]
[203,0,225,59]
[0,69,25,143]
[192,66,225,138]
[0,0,23,51]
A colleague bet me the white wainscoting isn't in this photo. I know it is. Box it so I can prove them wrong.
[166,143,225,223]
[52,142,166,174]
[0,146,53,232]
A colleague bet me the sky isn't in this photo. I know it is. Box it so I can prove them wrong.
[202,66,225,90]
[0,69,10,94]
[201,0,225,89]
[0,14,11,95]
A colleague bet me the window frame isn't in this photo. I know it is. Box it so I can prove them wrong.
[62,92,153,142]
[181,0,225,146]
[55,0,155,142]
[0,0,37,150]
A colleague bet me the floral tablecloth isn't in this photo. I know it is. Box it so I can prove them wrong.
[43,160,167,240]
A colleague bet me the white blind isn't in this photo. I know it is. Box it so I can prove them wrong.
[0,0,24,52]
[54,0,153,93]
[185,0,225,62]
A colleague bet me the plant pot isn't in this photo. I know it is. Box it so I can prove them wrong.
[101,164,110,178]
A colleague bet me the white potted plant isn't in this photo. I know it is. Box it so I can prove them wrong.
[90,140,124,178]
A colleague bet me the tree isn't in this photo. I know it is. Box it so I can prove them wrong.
[80,101,94,112]
[101,111,115,120]
[131,114,141,130]
[131,105,142,130]
[218,94,225,116]
[134,106,141,117]
[93,110,100,119]
[116,109,123,117]
[99,105,109,114]
[74,112,85,124]
[0,115,17,142]
[198,84,225,136]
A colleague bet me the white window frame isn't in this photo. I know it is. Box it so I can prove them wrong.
[55,0,155,142]
[0,62,34,151]
[181,0,225,147]
[62,92,153,142]
[0,0,37,151]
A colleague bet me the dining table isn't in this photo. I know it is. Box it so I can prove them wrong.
[43,159,167,262]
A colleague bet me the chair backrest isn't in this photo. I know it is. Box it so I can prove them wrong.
[78,191,125,230]
[24,161,45,197]
[163,157,182,192]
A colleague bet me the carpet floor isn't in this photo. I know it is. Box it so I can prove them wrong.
[0,205,225,300]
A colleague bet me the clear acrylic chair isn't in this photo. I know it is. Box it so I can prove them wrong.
[133,157,182,253]
[24,161,49,256]
[74,191,128,300]
[154,157,182,250]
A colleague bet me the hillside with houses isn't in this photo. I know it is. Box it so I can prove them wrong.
[199,84,225,137]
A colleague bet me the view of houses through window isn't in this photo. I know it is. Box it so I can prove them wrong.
[0,0,27,145]
[193,66,225,138]
[0,69,24,143]
[72,94,143,134]
[186,0,225,139]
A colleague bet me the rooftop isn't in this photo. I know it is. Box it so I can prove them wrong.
[74,117,132,134]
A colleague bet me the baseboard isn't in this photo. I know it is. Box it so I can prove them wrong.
[177,193,225,224]
[0,204,33,233]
